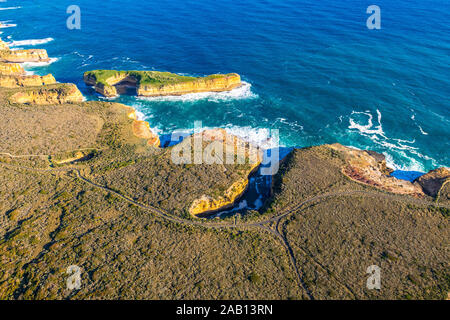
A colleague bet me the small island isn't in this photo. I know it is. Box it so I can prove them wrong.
[84,70,242,97]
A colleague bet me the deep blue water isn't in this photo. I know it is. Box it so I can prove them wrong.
[2,0,449,173]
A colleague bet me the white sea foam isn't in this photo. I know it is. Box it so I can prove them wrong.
[150,123,282,151]
[418,125,428,135]
[22,57,59,68]
[137,81,258,103]
[0,7,21,10]
[135,110,146,121]
[0,23,17,28]
[384,152,426,172]
[9,38,54,47]
[348,109,439,171]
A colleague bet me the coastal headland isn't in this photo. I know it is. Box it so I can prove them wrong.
[0,35,449,300]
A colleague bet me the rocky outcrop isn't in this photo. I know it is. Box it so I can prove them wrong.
[0,49,50,63]
[415,167,450,197]
[138,73,241,97]
[132,120,160,147]
[0,63,25,76]
[0,39,10,51]
[329,144,424,196]
[0,74,56,88]
[84,70,242,98]
[9,84,84,105]
[187,129,263,216]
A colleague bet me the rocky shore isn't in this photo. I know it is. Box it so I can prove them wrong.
[0,38,448,217]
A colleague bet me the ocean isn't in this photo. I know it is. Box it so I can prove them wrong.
[1,0,449,173]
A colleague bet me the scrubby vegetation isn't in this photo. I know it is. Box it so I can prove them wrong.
[0,86,448,300]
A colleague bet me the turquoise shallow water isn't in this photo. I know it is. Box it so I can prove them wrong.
[1,0,449,172]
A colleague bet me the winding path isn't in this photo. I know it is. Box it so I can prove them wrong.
[1,154,448,300]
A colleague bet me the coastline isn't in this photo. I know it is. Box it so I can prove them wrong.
[0,17,448,217]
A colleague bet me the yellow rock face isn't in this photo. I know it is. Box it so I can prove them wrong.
[187,129,263,216]
[0,74,56,88]
[189,168,259,217]
[0,49,50,63]
[138,73,242,97]
[84,72,242,98]
[9,84,84,105]
[0,63,25,76]
[132,120,160,147]
[0,39,9,51]
[54,152,85,165]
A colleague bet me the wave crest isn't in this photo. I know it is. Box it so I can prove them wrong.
[137,81,258,103]
[9,38,54,47]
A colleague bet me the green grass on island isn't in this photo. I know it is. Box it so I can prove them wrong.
[84,70,234,87]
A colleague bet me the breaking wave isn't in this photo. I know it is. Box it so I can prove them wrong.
[8,37,54,47]
[137,81,258,103]
[0,7,21,11]
[348,109,438,172]
[22,57,59,68]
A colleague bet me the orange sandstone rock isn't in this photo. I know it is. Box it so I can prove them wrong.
[0,74,56,88]
[132,120,160,147]
[9,84,84,105]
[0,62,25,76]
[0,49,50,63]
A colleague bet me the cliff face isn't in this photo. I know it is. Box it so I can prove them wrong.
[9,84,84,105]
[138,73,241,97]
[132,120,160,147]
[0,49,50,63]
[0,74,56,88]
[329,144,425,196]
[415,167,450,197]
[187,129,263,216]
[0,63,25,76]
[0,39,9,51]
[84,70,242,98]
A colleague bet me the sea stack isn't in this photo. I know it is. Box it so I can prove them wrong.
[84,70,242,98]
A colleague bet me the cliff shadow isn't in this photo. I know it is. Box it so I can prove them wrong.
[113,76,138,96]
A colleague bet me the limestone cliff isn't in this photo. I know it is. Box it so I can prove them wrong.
[84,70,242,98]
[187,129,263,216]
[329,144,425,196]
[138,73,241,97]
[0,74,56,88]
[0,39,10,51]
[0,63,25,76]
[132,120,160,147]
[0,49,50,63]
[9,84,84,105]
